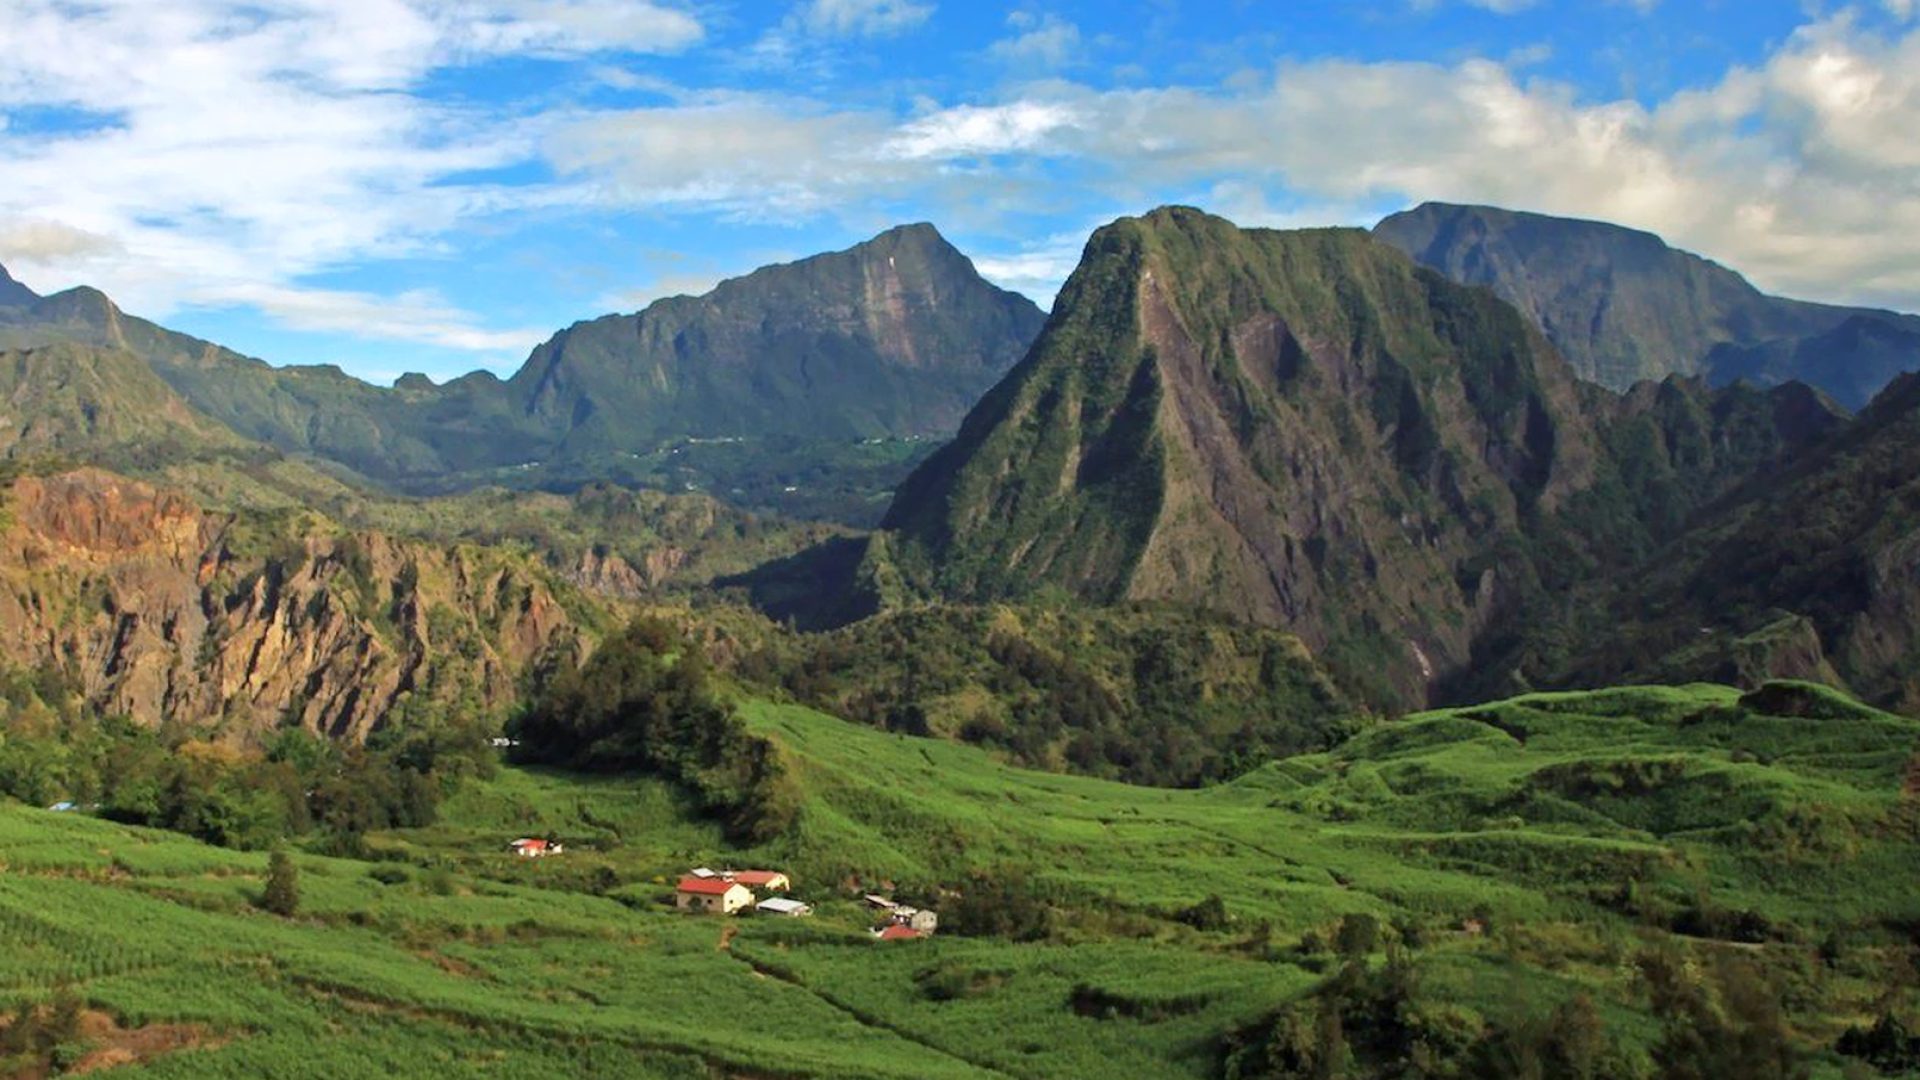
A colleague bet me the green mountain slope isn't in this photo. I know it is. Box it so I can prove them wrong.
[1532,372,1920,713]
[1375,202,1920,406]
[510,223,1045,448]
[3,681,1914,1077]
[0,284,517,483]
[883,207,1857,708]
[0,342,250,465]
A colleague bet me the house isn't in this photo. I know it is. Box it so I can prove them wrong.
[901,909,939,934]
[756,897,813,917]
[677,876,752,915]
[508,838,562,858]
[874,924,924,942]
[730,870,790,892]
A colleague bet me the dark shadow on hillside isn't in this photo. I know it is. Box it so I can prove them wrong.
[717,535,880,631]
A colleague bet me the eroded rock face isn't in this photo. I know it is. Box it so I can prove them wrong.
[0,469,598,740]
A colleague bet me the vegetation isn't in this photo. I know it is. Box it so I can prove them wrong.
[0,680,1914,1077]
[513,618,801,842]
[261,848,299,916]
[744,603,1359,786]
[0,662,496,851]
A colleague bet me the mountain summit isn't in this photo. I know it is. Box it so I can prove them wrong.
[885,206,1608,703]
[507,223,1045,449]
[1375,202,1920,407]
[0,262,38,308]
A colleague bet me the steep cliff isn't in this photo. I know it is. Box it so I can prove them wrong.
[0,470,614,740]
[886,207,1608,704]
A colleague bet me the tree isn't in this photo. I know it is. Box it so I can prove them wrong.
[262,848,299,916]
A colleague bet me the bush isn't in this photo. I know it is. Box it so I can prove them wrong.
[261,848,300,916]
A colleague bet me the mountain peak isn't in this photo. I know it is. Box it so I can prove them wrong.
[0,262,38,307]
[1375,201,1920,405]
[885,207,1602,706]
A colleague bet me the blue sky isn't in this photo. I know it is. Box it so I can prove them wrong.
[1,0,1917,384]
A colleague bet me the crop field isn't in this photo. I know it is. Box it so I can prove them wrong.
[2,681,1917,1077]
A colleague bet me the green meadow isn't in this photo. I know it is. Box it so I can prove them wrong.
[2,681,1918,1077]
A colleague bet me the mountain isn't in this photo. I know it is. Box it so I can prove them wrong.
[0,341,249,464]
[0,467,615,739]
[0,280,509,483]
[0,263,37,308]
[1374,202,1920,407]
[1529,372,1920,712]
[882,207,1848,708]
[0,229,1043,517]
[885,207,1619,705]
[510,223,1045,450]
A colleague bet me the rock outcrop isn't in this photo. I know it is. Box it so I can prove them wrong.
[0,469,604,740]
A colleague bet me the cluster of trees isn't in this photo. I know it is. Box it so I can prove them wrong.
[757,606,1358,787]
[1225,917,1808,1079]
[0,663,495,851]
[512,618,800,842]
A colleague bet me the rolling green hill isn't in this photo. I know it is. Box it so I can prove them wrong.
[2,681,1915,1078]
[1375,202,1920,406]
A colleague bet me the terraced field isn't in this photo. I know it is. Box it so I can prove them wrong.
[2,682,1917,1077]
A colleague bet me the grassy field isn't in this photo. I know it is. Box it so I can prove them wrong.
[2,681,1917,1076]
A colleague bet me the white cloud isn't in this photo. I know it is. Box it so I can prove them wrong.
[546,97,907,216]
[885,102,1081,160]
[792,0,934,37]
[447,1,704,57]
[988,13,1083,69]
[0,218,122,264]
[0,0,702,356]
[214,282,546,353]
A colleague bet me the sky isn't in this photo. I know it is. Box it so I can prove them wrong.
[1,0,1918,385]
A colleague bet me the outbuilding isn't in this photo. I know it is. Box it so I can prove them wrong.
[509,838,562,858]
[731,870,791,892]
[756,897,813,917]
[677,876,752,915]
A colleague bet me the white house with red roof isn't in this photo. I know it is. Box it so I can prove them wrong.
[676,876,752,914]
[508,838,562,858]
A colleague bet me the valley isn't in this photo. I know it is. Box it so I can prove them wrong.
[2,197,1919,1079]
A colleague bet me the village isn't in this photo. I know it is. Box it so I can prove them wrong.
[505,837,937,940]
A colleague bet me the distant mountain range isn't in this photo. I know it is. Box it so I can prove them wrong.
[1376,202,1920,408]
[882,207,1858,707]
[0,224,1043,514]
[5,201,1920,720]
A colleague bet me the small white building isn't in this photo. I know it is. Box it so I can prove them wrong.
[756,897,813,917]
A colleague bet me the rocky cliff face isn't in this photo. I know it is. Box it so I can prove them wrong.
[1375,202,1920,407]
[0,470,607,740]
[886,207,1611,705]
[885,207,1855,709]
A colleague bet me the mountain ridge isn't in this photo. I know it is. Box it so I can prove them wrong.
[884,206,1850,708]
[1374,201,1920,406]
[0,224,1044,512]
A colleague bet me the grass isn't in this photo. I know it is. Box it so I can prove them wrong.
[2,681,1917,1076]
